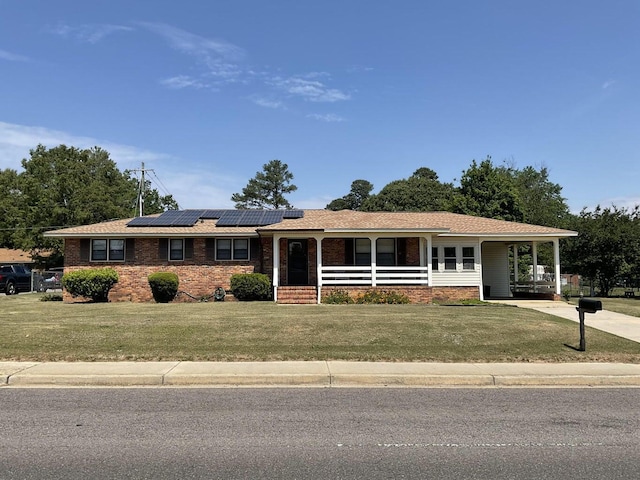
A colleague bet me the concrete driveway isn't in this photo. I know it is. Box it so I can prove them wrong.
[490,300,640,344]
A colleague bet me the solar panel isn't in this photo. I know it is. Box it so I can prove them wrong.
[201,209,227,219]
[216,210,244,227]
[152,210,183,227]
[237,210,266,226]
[171,209,204,226]
[127,216,157,227]
[283,210,304,219]
[262,211,285,225]
[128,208,304,228]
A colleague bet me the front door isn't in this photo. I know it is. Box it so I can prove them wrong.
[288,239,308,285]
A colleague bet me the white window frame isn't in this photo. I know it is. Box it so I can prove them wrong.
[215,238,251,261]
[91,239,125,262]
[462,246,476,270]
[443,246,457,271]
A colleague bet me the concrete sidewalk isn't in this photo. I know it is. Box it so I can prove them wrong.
[2,361,640,388]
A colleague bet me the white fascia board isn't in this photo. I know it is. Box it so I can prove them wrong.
[324,228,450,235]
[438,233,577,240]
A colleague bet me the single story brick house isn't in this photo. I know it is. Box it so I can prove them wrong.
[44,209,577,303]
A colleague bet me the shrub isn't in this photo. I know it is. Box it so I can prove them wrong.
[230,273,272,301]
[40,293,63,302]
[355,289,411,304]
[322,289,354,304]
[148,272,179,303]
[61,268,119,302]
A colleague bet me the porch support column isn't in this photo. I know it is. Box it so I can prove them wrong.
[513,244,519,294]
[369,236,377,286]
[532,242,538,293]
[553,238,561,295]
[315,235,323,304]
[273,235,280,302]
[425,236,433,287]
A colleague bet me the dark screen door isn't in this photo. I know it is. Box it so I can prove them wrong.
[287,239,308,285]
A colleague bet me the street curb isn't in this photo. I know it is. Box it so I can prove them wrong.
[3,362,640,387]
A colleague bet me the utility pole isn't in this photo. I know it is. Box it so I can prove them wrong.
[131,162,155,217]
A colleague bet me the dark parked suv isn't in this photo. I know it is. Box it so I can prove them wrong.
[0,264,35,295]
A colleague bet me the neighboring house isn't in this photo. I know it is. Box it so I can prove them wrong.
[44,209,577,304]
[0,248,35,265]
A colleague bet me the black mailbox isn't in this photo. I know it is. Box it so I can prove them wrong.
[578,298,602,314]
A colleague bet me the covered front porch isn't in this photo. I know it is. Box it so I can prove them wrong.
[270,234,566,304]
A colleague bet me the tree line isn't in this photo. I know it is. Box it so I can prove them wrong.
[1,148,638,296]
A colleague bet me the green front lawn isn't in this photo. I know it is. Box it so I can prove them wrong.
[2,294,639,362]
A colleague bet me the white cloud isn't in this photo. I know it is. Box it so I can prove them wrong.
[49,23,133,44]
[306,113,346,122]
[0,121,250,210]
[270,76,350,103]
[138,22,244,60]
[0,49,30,62]
[250,96,285,109]
[160,75,210,90]
[602,79,616,90]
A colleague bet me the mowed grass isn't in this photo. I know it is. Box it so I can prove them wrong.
[589,297,640,318]
[2,294,640,363]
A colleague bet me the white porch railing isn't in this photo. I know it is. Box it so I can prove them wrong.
[320,266,429,286]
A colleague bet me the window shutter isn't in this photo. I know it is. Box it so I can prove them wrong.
[125,238,135,262]
[205,238,215,260]
[158,238,168,260]
[80,239,90,262]
[185,238,194,259]
[345,238,354,265]
[250,238,260,260]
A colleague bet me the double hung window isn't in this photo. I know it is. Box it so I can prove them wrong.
[91,239,125,262]
[216,238,250,261]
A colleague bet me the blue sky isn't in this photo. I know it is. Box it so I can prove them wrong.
[1,0,639,214]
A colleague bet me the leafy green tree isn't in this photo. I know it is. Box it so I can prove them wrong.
[0,168,24,248]
[454,157,523,222]
[514,166,569,227]
[1,144,177,263]
[326,179,374,211]
[562,206,640,296]
[362,168,455,212]
[231,159,297,209]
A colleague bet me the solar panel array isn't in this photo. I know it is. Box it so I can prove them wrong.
[127,209,304,228]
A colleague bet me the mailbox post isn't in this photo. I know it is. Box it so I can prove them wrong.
[576,298,602,351]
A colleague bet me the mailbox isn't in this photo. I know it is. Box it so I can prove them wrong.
[578,298,602,314]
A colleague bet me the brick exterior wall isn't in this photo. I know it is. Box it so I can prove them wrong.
[63,237,260,302]
[63,235,484,304]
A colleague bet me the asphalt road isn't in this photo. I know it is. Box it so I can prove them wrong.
[1,388,639,479]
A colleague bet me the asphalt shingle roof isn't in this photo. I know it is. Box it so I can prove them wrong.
[44,209,577,238]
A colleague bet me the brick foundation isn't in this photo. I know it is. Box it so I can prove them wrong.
[320,285,480,304]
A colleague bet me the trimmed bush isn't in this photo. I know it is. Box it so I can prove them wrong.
[148,272,179,303]
[61,268,119,302]
[355,289,411,304]
[322,289,354,304]
[40,293,63,302]
[230,273,272,301]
